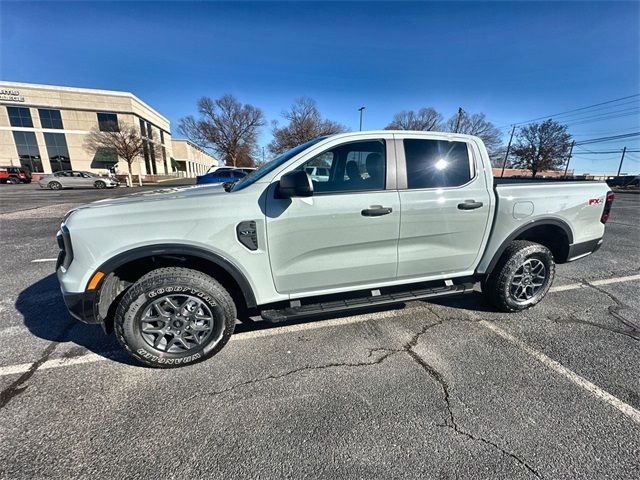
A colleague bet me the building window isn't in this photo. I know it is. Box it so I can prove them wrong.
[7,107,33,128]
[149,139,157,174]
[38,109,64,129]
[12,131,43,173]
[160,130,165,144]
[142,140,151,174]
[162,147,168,174]
[43,133,71,172]
[97,113,119,132]
[139,118,146,137]
[146,122,154,140]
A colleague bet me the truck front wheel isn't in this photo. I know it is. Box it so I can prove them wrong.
[482,240,555,312]
[114,267,236,368]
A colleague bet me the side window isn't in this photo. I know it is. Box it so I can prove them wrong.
[403,139,472,189]
[298,139,386,193]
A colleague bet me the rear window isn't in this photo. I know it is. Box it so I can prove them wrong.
[404,139,473,189]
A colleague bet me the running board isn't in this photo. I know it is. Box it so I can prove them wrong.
[260,282,475,323]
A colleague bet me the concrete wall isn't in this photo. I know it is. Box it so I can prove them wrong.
[171,139,218,176]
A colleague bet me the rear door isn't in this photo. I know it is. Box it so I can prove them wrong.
[396,134,492,279]
[265,135,400,295]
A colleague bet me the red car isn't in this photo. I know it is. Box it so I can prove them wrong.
[0,166,31,184]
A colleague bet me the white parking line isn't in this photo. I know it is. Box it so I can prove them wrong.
[549,273,640,292]
[0,273,638,378]
[479,320,640,425]
[31,258,58,263]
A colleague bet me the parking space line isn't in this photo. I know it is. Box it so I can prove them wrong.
[0,274,638,378]
[31,258,58,263]
[479,320,640,425]
[550,273,640,292]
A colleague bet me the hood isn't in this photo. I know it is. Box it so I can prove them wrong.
[66,184,226,215]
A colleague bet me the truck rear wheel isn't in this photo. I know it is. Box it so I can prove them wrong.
[482,240,555,312]
[114,267,236,368]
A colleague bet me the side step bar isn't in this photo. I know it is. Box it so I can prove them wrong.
[261,282,475,323]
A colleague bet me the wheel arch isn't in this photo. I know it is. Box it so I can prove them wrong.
[481,218,573,277]
[93,244,257,331]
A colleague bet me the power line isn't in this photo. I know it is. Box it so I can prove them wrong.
[575,132,640,145]
[497,94,640,128]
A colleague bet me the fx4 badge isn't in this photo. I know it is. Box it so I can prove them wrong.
[588,198,603,206]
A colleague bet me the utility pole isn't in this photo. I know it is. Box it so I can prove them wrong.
[453,107,464,133]
[617,147,627,176]
[358,106,365,131]
[262,146,265,164]
[500,125,516,177]
[563,140,575,178]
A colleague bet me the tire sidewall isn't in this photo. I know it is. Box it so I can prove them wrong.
[95,180,106,189]
[49,181,61,190]
[116,274,235,367]
[499,245,554,311]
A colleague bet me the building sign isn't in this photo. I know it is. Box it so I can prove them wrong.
[0,89,25,102]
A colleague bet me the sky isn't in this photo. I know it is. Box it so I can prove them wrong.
[1,0,639,174]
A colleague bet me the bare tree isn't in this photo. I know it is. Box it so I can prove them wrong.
[510,119,572,177]
[268,97,347,155]
[84,124,158,186]
[384,108,443,131]
[178,95,265,167]
[444,111,503,164]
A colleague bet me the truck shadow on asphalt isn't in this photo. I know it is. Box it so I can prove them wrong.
[16,274,139,366]
[17,275,498,366]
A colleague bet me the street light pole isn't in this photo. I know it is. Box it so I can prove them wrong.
[358,106,365,131]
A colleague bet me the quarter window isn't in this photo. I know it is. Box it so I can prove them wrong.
[39,109,64,129]
[44,133,71,172]
[12,131,43,173]
[403,139,472,189]
[7,107,33,128]
[297,139,386,193]
[97,113,119,132]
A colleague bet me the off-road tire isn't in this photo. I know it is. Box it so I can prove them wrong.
[482,240,555,312]
[48,181,62,190]
[114,267,236,368]
[94,180,106,189]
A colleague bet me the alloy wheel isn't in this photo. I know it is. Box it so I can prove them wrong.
[140,294,217,353]
[509,258,547,303]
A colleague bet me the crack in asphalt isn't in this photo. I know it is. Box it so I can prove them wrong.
[192,312,543,478]
[583,280,639,340]
[0,322,75,410]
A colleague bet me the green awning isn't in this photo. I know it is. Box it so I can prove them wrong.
[93,148,118,164]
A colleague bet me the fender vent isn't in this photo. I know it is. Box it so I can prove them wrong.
[236,221,258,251]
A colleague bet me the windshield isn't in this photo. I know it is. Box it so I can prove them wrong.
[231,137,327,192]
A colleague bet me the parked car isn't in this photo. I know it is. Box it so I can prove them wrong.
[38,171,119,190]
[57,131,613,368]
[196,168,247,185]
[0,166,31,184]
[206,166,256,175]
[304,166,330,182]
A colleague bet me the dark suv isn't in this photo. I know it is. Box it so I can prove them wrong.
[0,166,32,184]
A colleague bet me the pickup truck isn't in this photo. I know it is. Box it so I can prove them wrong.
[56,131,614,367]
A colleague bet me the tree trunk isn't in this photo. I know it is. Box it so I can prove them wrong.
[127,161,133,187]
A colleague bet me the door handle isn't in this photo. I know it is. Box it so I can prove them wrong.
[361,205,393,217]
[457,200,484,210]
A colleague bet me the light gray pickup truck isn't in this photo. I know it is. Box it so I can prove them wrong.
[56,131,614,367]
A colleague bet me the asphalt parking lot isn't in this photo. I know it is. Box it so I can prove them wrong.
[0,183,638,479]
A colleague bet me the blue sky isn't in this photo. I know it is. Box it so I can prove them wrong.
[1,1,639,174]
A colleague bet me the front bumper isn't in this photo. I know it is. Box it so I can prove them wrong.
[567,237,603,262]
[61,290,100,324]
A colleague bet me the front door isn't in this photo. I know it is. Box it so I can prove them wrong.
[265,137,400,295]
[396,135,492,279]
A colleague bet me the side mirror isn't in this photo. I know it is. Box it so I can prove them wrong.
[276,170,313,198]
